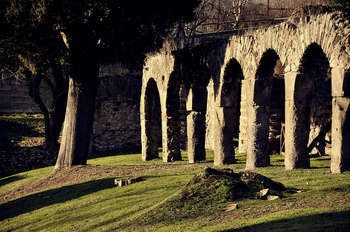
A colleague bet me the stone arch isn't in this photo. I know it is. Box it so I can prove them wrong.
[246,49,282,170]
[163,72,182,162]
[214,58,244,165]
[285,42,331,169]
[141,8,350,173]
[141,78,162,161]
[186,64,211,163]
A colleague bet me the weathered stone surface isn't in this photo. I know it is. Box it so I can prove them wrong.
[139,9,350,173]
[246,79,271,170]
[331,97,350,173]
[284,73,312,170]
[114,177,142,187]
[0,64,142,154]
[213,107,235,166]
[332,67,350,97]
[162,114,182,162]
[92,68,142,153]
[238,79,248,153]
[186,88,208,112]
[224,203,238,212]
[187,111,206,163]
[267,195,280,201]
[0,77,53,113]
[257,188,270,199]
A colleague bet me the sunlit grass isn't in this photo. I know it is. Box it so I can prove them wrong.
[0,151,350,232]
[0,167,53,194]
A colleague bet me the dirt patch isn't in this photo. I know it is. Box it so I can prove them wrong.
[0,164,189,203]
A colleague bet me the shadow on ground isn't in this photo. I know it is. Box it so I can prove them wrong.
[0,119,42,148]
[0,175,24,187]
[0,178,115,220]
[220,210,350,232]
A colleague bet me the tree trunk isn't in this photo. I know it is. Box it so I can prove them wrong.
[50,64,68,147]
[30,73,58,150]
[55,75,97,168]
[55,26,99,169]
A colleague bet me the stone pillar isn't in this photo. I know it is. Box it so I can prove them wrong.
[246,79,271,170]
[238,79,248,153]
[284,72,311,170]
[187,111,206,163]
[213,78,241,166]
[162,114,182,162]
[331,67,350,173]
[141,119,159,161]
[141,115,148,161]
[186,88,207,163]
[214,107,235,165]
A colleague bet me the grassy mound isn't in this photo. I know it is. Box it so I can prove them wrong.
[138,167,287,225]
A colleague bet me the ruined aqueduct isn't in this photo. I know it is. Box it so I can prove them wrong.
[140,7,350,173]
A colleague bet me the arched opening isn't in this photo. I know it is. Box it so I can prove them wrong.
[269,60,285,155]
[301,43,331,157]
[164,72,182,162]
[214,58,243,165]
[285,43,331,169]
[246,49,282,169]
[144,78,162,160]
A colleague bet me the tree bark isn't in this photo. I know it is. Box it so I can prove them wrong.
[29,66,68,152]
[55,36,99,168]
[55,75,97,168]
[55,25,101,168]
[50,64,68,146]
[30,73,58,150]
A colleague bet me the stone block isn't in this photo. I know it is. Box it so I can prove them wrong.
[332,67,350,97]
[114,177,142,187]
[186,88,207,112]
[284,72,298,101]
[213,107,236,166]
[331,97,350,173]
[187,111,206,163]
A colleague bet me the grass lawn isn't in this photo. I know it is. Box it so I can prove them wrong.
[0,151,350,232]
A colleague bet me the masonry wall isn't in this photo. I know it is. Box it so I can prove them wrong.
[92,65,142,153]
[0,76,53,113]
[0,63,142,154]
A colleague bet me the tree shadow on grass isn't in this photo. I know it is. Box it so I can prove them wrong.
[0,175,24,187]
[220,210,350,232]
[0,119,42,148]
[0,178,115,220]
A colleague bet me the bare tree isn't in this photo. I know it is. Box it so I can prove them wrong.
[174,0,250,47]
[232,0,249,25]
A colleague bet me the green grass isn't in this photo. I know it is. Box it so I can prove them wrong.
[1,152,350,232]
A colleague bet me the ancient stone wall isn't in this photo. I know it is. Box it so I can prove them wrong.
[92,71,141,153]
[0,75,53,114]
[0,63,142,154]
[141,7,350,173]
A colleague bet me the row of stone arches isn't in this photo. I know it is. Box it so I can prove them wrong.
[141,9,350,173]
[242,43,332,171]
[140,42,347,173]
